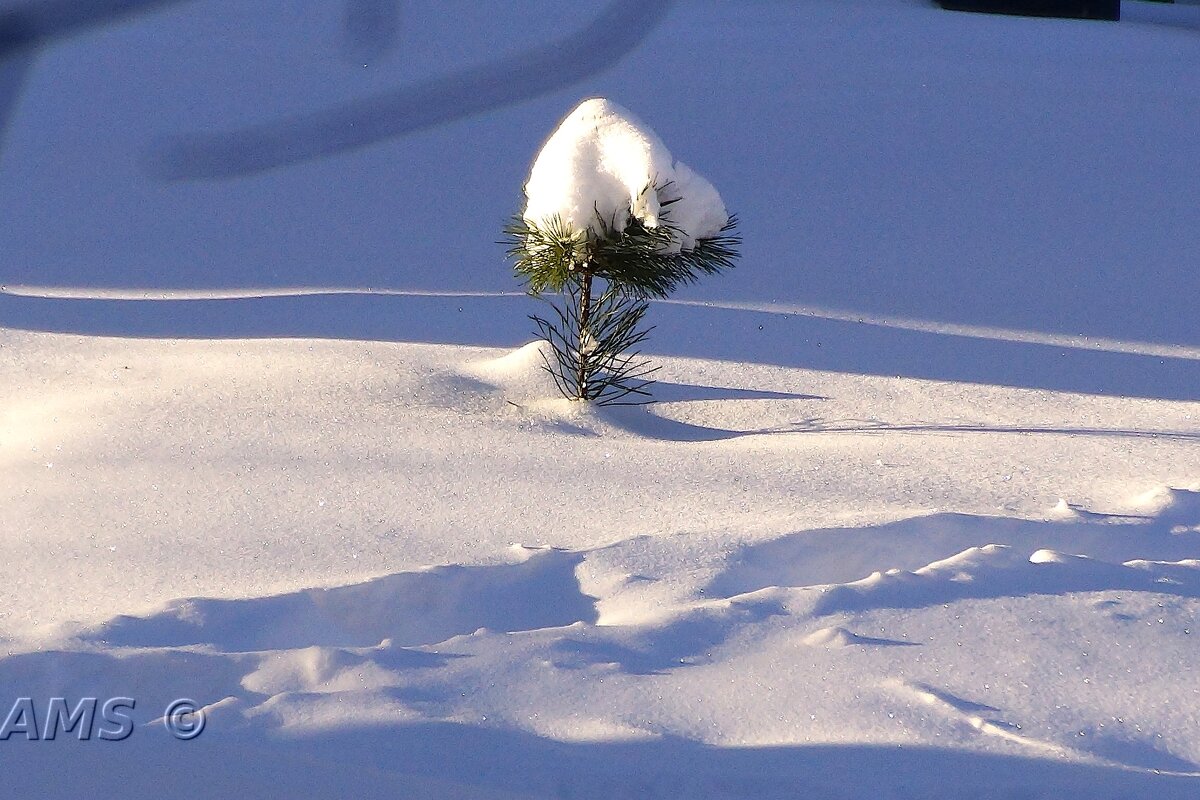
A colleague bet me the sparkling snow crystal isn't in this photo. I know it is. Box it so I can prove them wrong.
[522,98,729,253]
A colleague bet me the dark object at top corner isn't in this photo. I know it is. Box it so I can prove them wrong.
[935,0,1121,21]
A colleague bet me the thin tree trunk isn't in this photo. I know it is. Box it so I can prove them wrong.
[576,270,593,399]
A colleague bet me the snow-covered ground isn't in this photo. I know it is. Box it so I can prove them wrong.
[3,1,1200,797]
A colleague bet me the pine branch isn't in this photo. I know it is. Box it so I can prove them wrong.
[503,181,741,406]
[503,206,741,301]
[528,282,660,405]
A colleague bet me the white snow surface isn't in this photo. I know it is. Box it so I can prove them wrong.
[522,97,728,251]
[3,1,1200,798]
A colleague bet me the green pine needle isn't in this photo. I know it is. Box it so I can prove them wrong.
[502,182,741,403]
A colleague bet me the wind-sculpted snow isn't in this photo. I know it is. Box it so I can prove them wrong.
[702,494,1200,619]
[708,495,1200,599]
[83,546,596,651]
[811,545,1200,617]
[802,625,918,648]
[4,491,1200,794]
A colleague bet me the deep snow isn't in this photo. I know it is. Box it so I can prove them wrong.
[2,1,1200,798]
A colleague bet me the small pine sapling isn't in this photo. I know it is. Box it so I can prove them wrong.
[503,99,740,405]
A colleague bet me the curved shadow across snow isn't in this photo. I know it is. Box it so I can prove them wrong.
[4,289,1200,402]
[147,0,672,179]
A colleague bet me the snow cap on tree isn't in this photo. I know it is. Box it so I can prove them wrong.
[522,98,729,253]
[504,97,739,405]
